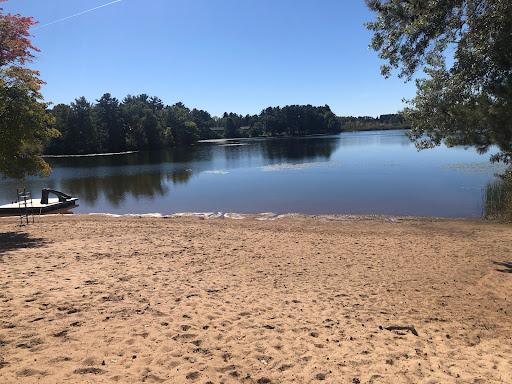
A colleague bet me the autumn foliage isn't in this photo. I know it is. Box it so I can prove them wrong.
[0,0,58,179]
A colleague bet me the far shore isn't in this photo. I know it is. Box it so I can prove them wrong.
[0,214,510,383]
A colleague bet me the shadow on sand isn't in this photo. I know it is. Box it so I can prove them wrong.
[494,261,512,273]
[0,232,47,256]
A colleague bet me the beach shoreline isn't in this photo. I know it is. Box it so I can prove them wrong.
[0,214,511,383]
[0,211,481,222]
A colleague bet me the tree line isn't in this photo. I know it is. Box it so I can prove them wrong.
[45,94,406,155]
[47,94,215,155]
[339,114,408,131]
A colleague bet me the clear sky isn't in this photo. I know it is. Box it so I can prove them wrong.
[5,0,416,117]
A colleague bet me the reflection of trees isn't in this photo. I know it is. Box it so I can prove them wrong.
[166,169,193,185]
[0,132,421,210]
[0,178,60,203]
[48,145,214,169]
[42,147,218,206]
[217,137,340,165]
[62,172,168,206]
[259,137,339,163]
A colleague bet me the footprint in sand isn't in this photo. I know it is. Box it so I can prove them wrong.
[24,297,38,303]
[73,367,105,375]
[141,368,165,383]
[16,338,44,350]
[222,352,232,362]
[16,368,47,377]
[52,329,69,338]
[185,371,200,381]
[216,364,239,374]
[193,347,211,356]
[49,356,72,363]
[279,364,294,371]
[1,322,16,329]
[172,333,197,341]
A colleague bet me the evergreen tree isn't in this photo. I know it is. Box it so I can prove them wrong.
[67,97,97,154]
[95,93,124,152]
[224,117,239,138]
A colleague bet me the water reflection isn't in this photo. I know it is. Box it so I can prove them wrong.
[0,130,500,217]
[213,136,340,167]
[257,137,339,162]
[62,173,169,206]
[3,136,341,207]
[49,145,215,168]
[166,169,194,185]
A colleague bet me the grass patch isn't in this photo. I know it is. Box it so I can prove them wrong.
[483,168,512,221]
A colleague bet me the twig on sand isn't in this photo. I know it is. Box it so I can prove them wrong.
[382,325,419,336]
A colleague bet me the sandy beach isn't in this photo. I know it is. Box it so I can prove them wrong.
[0,214,511,383]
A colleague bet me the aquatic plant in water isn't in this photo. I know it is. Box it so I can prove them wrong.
[483,168,512,221]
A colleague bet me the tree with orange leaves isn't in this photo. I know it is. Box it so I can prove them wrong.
[0,0,58,179]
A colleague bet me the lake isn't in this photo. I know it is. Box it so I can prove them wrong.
[0,130,505,217]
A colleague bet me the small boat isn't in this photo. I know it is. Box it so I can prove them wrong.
[0,189,79,216]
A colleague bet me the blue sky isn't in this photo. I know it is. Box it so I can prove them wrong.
[5,0,416,117]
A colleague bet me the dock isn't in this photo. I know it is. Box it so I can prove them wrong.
[0,189,79,216]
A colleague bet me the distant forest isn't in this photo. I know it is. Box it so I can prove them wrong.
[45,94,408,155]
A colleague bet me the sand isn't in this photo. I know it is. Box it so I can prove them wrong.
[0,214,511,383]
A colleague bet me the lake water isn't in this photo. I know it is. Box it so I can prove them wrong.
[0,130,505,217]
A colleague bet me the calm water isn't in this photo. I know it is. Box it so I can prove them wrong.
[0,130,505,217]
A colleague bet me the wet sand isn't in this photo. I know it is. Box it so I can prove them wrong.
[0,214,511,383]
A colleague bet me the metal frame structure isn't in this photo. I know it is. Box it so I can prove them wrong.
[16,188,35,225]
